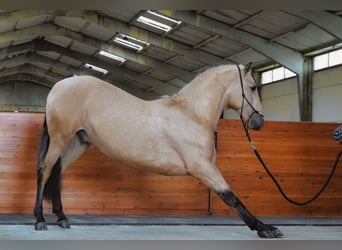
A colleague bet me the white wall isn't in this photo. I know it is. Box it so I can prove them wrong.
[312,66,342,122]
[260,77,300,121]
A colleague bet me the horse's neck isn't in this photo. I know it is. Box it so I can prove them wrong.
[173,68,235,130]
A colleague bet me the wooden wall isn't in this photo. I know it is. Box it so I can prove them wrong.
[214,120,342,216]
[0,112,341,216]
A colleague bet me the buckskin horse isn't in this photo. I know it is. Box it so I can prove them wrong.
[33,63,283,238]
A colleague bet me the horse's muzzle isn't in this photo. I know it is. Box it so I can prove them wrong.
[248,112,264,131]
[333,125,342,144]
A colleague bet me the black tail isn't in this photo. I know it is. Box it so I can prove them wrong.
[37,116,50,166]
[37,116,62,200]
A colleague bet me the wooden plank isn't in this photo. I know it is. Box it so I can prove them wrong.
[0,112,209,215]
[0,112,341,216]
[212,119,342,216]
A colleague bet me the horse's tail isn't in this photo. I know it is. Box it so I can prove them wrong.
[37,116,50,167]
[37,116,62,200]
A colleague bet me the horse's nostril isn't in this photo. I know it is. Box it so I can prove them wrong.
[248,113,264,131]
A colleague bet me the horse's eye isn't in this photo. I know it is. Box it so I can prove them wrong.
[250,85,257,91]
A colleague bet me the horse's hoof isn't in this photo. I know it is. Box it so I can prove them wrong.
[35,221,48,231]
[257,226,283,238]
[57,219,71,229]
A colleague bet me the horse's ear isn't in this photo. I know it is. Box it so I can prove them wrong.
[244,62,253,75]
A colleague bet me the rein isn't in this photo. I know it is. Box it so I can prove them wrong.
[236,65,341,206]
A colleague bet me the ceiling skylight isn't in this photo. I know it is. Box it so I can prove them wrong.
[84,63,108,75]
[98,50,126,64]
[113,34,150,52]
[137,16,172,32]
[137,10,182,33]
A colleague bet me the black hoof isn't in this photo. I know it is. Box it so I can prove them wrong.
[257,226,283,238]
[57,219,71,229]
[35,221,48,231]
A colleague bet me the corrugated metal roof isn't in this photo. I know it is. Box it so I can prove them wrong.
[0,10,341,99]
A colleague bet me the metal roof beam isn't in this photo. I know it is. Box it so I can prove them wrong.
[31,39,178,95]
[0,63,64,81]
[285,10,342,40]
[0,23,181,94]
[159,10,304,74]
[233,11,264,28]
[0,10,56,22]
[0,45,162,99]
[0,41,36,58]
[0,15,194,83]
[1,10,235,67]
[0,49,95,76]
[96,11,236,66]
[0,73,54,88]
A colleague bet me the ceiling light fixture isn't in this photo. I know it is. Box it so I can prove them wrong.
[136,11,182,33]
[98,50,126,63]
[84,63,108,75]
[113,34,149,52]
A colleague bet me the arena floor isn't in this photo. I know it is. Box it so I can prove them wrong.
[0,215,341,240]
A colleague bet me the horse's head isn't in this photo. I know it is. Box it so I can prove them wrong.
[227,62,264,130]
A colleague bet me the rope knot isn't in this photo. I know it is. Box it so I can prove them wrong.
[249,141,256,151]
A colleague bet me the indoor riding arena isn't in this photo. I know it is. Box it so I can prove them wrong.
[0,10,341,240]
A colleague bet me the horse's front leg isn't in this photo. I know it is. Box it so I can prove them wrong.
[190,163,283,238]
[216,190,283,238]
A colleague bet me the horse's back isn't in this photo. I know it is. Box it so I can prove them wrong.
[48,75,141,110]
[46,76,137,135]
[48,75,126,103]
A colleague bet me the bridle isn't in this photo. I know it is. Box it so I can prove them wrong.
[236,64,263,150]
[236,65,341,206]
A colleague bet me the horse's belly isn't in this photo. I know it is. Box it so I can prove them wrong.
[85,111,193,176]
[94,140,188,176]
[128,161,188,176]
[116,156,188,176]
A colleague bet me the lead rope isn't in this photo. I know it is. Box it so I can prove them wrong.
[236,65,342,206]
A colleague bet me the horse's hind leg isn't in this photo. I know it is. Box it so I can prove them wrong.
[52,130,90,228]
[49,157,69,229]
[34,117,64,230]
[34,141,64,230]
[34,125,89,230]
[191,163,283,238]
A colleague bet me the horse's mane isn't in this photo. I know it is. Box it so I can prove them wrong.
[177,64,238,95]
